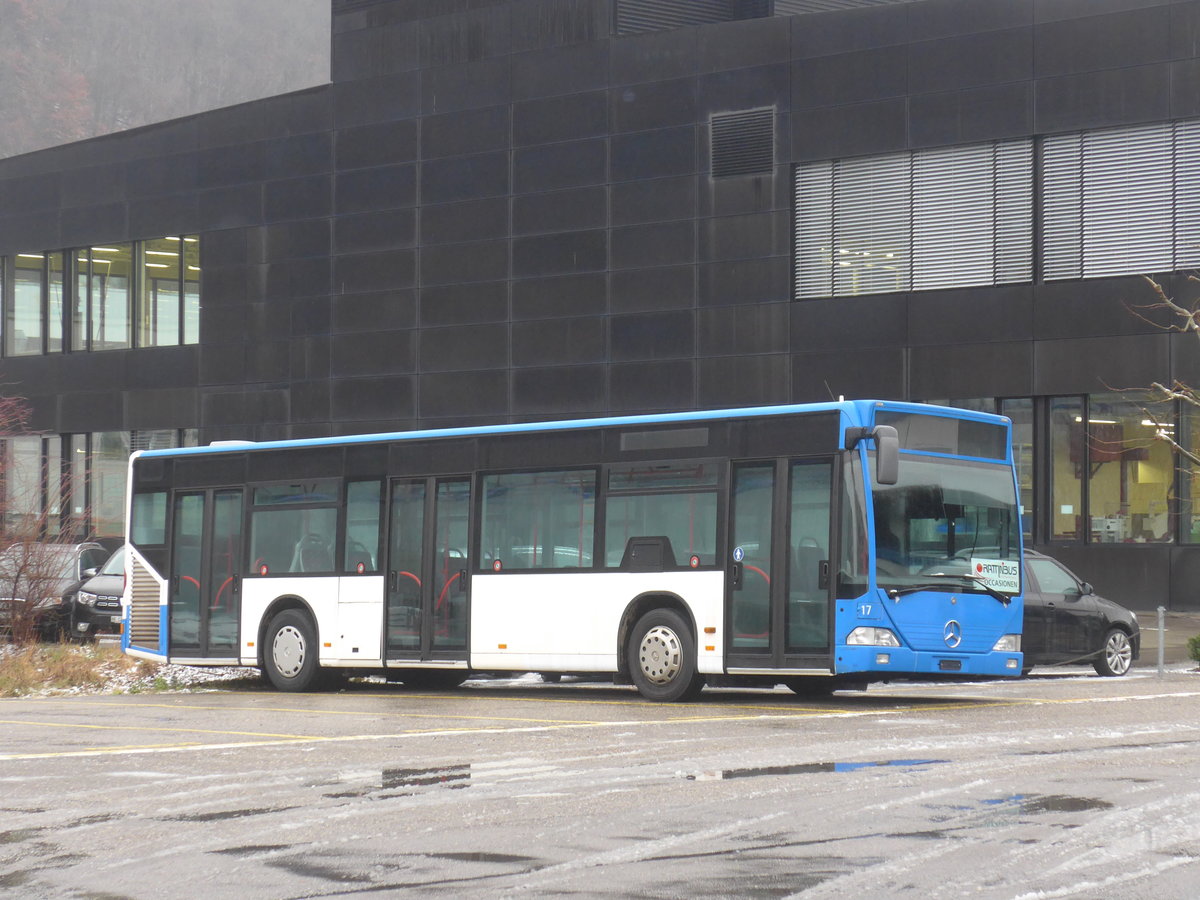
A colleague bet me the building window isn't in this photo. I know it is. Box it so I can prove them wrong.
[795,139,1033,298]
[7,253,46,356]
[3,235,198,357]
[139,235,200,347]
[1043,121,1200,280]
[1048,394,1174,544]
[76,245,132,350]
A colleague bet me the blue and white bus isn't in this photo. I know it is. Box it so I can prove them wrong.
[121,400,1024,701]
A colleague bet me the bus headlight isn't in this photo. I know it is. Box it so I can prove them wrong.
[846,627,900,647]
[992,634,1021,652]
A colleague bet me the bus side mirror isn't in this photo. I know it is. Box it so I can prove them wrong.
[874,426,899,485]
[846,424,900,485]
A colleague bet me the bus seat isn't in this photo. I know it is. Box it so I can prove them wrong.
[620,536,676,571]
[291,533,332,572]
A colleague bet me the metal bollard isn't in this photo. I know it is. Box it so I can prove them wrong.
[1158,606,1166,677]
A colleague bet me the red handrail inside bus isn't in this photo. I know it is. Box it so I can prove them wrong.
[435,570,461,611]
[213,575,234,610]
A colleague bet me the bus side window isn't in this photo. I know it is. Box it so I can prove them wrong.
[344,480,382,573]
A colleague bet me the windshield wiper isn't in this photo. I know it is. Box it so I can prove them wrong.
[887,572,1010,604]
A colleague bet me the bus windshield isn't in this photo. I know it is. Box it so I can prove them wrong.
[871,455,1020,596]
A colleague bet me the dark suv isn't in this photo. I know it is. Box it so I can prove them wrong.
[52,546,126,641]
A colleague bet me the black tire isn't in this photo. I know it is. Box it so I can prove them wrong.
[264,609,323,692]
[627,608,704,702]
[1094,628,1133,677]
[784,677,836,699]
[398,669,469,690]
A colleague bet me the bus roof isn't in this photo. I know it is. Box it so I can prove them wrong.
[138,399,1010,459]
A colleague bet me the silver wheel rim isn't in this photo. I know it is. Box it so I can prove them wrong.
[1105,632,1131,675]
[638,625,682,685]
[272,624,306,679]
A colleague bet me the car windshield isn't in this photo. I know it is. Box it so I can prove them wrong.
[99,547,126,576]
[871,455,1021,596]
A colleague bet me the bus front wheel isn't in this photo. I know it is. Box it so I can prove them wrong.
[264,609,322,692]
[628,608,704,702]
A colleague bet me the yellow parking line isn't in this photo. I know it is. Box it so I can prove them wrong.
[0,707,910,761]
[0,718,317,740]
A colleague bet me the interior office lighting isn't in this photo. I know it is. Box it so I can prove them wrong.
[17,253,44,259]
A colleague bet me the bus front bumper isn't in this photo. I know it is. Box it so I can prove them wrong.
[836,645,1023,678]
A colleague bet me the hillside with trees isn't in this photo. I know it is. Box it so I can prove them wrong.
[0,0,329,160]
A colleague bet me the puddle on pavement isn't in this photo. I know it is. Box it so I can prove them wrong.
[427,852,541,865]
[0,829,39,844]
[326,765,472,799]
[164,806,298,823]
[211,844,291,857]
[983,794,1114,814]
[686,759,949,781]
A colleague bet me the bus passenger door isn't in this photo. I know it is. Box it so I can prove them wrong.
[726,459,834,671]
[168,489,243,659]
[785,460,834,663]
[385,476,471,661]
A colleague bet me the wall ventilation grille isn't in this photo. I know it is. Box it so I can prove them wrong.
[711,108,775,178]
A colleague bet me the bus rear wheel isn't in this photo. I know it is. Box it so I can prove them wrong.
[264,609,322,692]
[628,608,704,702]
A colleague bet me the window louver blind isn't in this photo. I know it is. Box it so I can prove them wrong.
[834,153,911,297]
[619,0,768,33]
[795,139,1033,298]
[1178,120,1200,270]
[711,108,775,178]
[913,142,1033,290]
[774,0,915,13]
[1044,122,1188,281]
[617,0,770,34]
[795,161,833,299]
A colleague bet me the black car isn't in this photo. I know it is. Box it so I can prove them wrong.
[51,546,126,641]
[1022,550,1140,677]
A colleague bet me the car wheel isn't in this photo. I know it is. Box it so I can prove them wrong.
[627,608,704,702]
[264,609,323,691]
[1094,628,1133,677]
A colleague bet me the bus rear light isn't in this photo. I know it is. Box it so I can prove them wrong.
[846,626,900,647]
